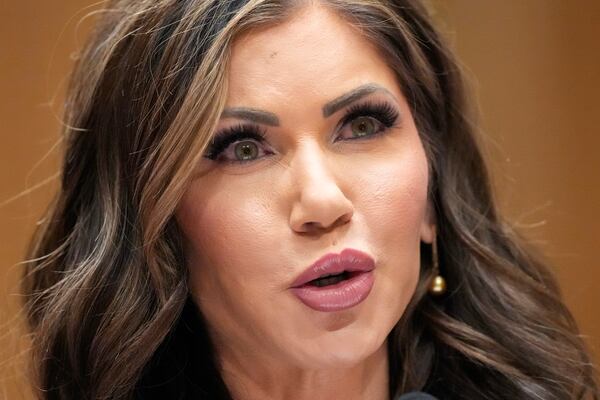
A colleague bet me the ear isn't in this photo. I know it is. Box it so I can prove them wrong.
[420,200,436,244]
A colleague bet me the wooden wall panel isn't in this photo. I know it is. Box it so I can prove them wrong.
[432,0,600,361]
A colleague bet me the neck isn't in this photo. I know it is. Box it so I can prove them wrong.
[218,341,390,400]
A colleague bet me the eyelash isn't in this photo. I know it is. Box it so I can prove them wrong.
[203,101,400,163]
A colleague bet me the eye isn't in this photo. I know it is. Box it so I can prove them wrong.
[335,101,400,142]
[203,101,401,164]
[348,116,381,138]
[203,124,273,163]
[232,141,260,161]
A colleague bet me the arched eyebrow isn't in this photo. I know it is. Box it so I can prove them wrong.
[220,83,395,125]
[221,107,280,126]
[322,83,396,117]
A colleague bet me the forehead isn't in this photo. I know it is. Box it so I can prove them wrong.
[226,4,400,109]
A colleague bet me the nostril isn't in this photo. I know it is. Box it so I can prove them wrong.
[338,212,352,225]
[289,188,354,234]
[301,214,351,234]
[302,221,322,233]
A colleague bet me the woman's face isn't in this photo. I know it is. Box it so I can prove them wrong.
[176,5,434,370]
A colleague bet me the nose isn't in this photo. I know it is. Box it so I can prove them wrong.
[289,144,354,234]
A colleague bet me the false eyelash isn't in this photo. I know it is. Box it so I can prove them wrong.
[204,123,267,160]
[338,101,401,132]
[203,100,401,161]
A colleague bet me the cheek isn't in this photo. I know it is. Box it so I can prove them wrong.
[187,197,267,257]
[353,142,429,315]
[177,181,300,357]
[176,183,285,292]
[356,144,429,245]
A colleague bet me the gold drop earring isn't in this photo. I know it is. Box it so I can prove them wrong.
[428,229,447,296]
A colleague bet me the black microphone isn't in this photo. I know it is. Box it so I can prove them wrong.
[395,392,439,400]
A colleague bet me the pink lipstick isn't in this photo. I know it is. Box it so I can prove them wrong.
[289,248,375,312]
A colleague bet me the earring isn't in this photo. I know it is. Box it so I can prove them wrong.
[428,230,447,296]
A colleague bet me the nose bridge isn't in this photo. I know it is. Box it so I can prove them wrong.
[289,140,353,233]
[293,140,334,188]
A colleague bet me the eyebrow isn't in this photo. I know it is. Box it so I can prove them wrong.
[220,107,280,126]
[220,83,395,124]
[322,83,395,117]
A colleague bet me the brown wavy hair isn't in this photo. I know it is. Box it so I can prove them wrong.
[23,0,599,399]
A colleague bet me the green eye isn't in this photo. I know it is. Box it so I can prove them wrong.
[350,117,377,138]
[234,141,259,161]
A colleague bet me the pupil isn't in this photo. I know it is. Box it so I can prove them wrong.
[235,142,258,160]
[352,117,374,137]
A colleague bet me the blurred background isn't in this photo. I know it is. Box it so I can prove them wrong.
[1,1,598,398]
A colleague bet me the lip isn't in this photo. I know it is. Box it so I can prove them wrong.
[290,248,375,288]
[289,248,376,312]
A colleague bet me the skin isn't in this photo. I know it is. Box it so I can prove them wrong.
[176,4,435,400]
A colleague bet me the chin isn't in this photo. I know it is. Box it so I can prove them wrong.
[292,326,387,369]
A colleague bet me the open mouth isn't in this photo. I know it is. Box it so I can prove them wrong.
[290,248,375,312]
[306,271,361,287]
[290,269,375,312]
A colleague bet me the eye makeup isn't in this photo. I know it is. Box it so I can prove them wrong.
[203,124,267,160]
[203,100,401,162]
[335,101,400,140]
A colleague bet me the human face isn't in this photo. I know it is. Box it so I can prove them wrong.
[176,5,435,370]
